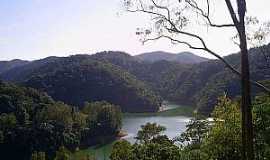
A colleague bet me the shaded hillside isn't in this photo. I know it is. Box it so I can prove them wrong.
[0,59,29,74]
[91,51,192,100]
[91,51,149,78]
[0,81,122,160]
[8,56,161,113]
[1,45,269,115]
[0,80,54,114]
[90,48,270,114]
[136,51,209,64]
[0,56,59,82]
[173,45,270,114]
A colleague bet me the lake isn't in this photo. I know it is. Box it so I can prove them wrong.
[71,102,192,160]
[122,115,190,143]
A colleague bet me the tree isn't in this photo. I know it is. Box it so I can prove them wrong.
[202,95,242,160]
[81,101,122,145]
[110,140,134,160]
[135,122,166,143]
[54,146,71,160]
[175,114,209,148]
[123,0,270,159]
[253,95,270,159]
[0,113,17,131]
[15,105,30,125]
[0,82,124,159]
[110,123,182,160]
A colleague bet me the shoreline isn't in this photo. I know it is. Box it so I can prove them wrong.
[123,105,195,117]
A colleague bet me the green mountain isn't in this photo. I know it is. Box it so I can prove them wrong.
[193,46,270,114]
[91,51,192,101]
[0,81,122,160]
[0,55,161,113]
[82,48,270,115]
[0,80,54,114]
[1,45,269,115]
[0,59,29,74]
[0,56,59,82]
[136,51,209,64]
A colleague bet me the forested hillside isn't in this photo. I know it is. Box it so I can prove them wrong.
[0,56,161,113]
[0,44,269,114]
[110,95,270,160]
[0,56,59,82]
[91,51,192,100]
[136,51,209,64]
[87,46,270,114]
[181,45,270,114]
[0,81,122,159]
[0,59,29,74]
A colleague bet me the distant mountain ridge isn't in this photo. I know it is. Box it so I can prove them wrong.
[0,45,269,115]
[0,55,161,113]
[136,51,209,64]
[0,59,29,74]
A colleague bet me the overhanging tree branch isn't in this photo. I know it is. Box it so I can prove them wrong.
[126,0,270,94]
[150,0,171,20]
[143,34,270,94]
[125,0,268,159]
[185,0,235,28]
[224,0,240,26]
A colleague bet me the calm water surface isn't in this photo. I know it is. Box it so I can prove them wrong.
[122,115,190,143]
[74,102,191,160]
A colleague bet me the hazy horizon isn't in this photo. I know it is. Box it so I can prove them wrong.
[0,50,212,61]
[1,0,270,61]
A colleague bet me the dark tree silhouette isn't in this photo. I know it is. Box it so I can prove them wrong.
[123,0,270,159]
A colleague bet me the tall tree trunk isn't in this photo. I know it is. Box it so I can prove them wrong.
[239,28,254,160]
[237,0,255,159]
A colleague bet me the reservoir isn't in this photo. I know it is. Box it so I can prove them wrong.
[72,102,192,160]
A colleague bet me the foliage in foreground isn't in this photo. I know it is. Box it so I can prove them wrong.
[0,81,122,160]
[111,95,270,160]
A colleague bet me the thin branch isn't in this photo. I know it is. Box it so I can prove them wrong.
[206,0,210,17]
[127,9,166,19]
[251,80,270,93]
[126,1,270,94]
[143,35,270,94]
[166,27,207,48]
[224,0,240,26]
[143,35,205,50]
[144,34,239,76]
[129,1,215,49]
[150,0,171,20]
[186,0,235,28]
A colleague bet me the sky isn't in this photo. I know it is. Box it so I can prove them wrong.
[0,0,269,60]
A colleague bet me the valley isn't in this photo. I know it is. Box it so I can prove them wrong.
[0,45,269,115]
[0,45,269,160]
[71,102,191,160]
[1,1,270,159]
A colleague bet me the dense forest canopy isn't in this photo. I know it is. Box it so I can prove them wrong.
[0,56,161,113]
[0,44,269,114]
[0,59,29,74]
[135,51,209,64]
[110,95,270,160]
[1,0,270,159]
[0,81,122,160]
